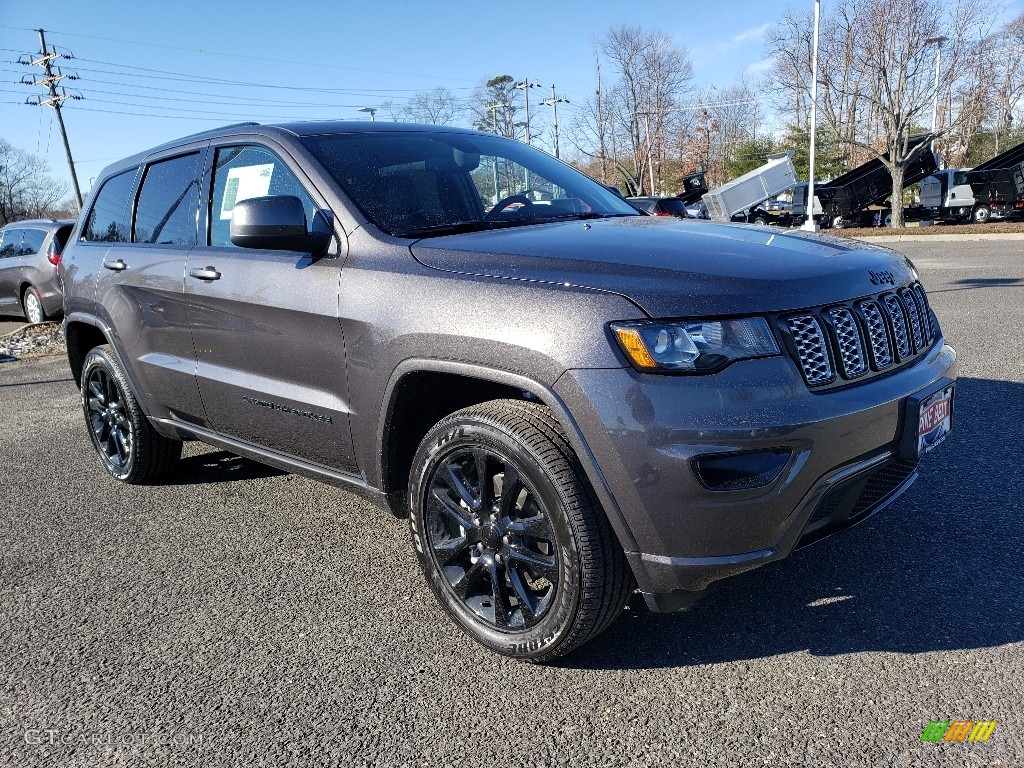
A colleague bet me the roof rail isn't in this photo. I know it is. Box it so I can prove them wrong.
[173,122,261,144]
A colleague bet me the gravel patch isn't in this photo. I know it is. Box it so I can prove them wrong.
[0,322,65,363]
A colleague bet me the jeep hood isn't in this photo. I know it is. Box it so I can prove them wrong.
[409,217,918,318]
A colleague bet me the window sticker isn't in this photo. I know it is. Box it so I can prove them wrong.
[219,163,274,220]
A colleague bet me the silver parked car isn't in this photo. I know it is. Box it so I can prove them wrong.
[0,219,75,322]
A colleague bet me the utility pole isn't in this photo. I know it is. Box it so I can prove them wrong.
[513,79,539,144]
[541,85,569,159]
[21,29,83,209]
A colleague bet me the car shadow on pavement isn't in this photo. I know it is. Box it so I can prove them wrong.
[930,277,1024,294]
[563,376,1024,670]
[0,377,75,387]
[166,450,287,485]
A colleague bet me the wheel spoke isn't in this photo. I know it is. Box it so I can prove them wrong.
[88,379,106,408]
[498,463,522,518]
[486,561,512,628]
[474,450,492,511]
[432,536,471,567]
[506,513,554,540]
[430,487,475,531]
[507,566,538,621]
[507,549,558,582]
[105,375,119,409]
[451,559,486,599]
[444,461,479,511]
[110,427,128,464]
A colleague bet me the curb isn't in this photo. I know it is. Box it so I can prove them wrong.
[852,233,1024,243]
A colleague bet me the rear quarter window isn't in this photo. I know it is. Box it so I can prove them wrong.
[19,228,46,256]
[81,169,137,243]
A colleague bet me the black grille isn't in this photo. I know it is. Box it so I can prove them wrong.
[782,283,937,389]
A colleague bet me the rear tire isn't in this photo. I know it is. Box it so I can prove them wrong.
[972,205,991,224]
[81,345,182,484]
[22,286,46,324]
[408,399,634,662]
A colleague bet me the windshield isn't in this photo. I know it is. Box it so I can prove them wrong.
[300,130,639,237]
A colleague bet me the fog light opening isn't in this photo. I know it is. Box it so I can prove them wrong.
[693,449,792,491]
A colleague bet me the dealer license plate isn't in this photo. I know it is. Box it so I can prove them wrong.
[917,384,954,456]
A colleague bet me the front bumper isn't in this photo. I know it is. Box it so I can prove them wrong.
[554,340,957,608]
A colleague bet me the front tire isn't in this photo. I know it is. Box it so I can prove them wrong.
[23,286,46,324]
[408,400,634,662]
[81,345,182,483]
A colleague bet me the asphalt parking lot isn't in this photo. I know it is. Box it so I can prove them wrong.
[1,240,1021,768]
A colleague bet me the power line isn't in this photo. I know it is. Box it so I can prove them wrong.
[0,24,478,83]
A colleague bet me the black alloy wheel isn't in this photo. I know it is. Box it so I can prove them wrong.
[80,345,182,484]
[85,363,133,474]
[424,445,559,631]
[409,399,635,662]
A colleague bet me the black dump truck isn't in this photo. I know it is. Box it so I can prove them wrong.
[793,136,939,228]
[965,138,1024,223]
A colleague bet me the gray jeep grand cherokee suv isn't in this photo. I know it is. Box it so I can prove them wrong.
[62,121,956,661]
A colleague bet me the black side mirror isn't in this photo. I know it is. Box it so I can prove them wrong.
[229,195,332,255]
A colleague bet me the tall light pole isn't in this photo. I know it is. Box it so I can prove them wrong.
[541,85,569,159]
[634,111,657,195]
[357,106,377,121]
[513,79,539,144]
[801,0,822,232]
[925,36,947,157]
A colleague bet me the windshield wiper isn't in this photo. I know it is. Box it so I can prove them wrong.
[394,212,638,238]
[393,220,491,238]
[394,217,552,238]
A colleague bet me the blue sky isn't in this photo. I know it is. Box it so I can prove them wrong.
[1,0,1021,196]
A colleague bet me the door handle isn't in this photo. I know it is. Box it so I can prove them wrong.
[189,266,222,281]
[103,259,128,271]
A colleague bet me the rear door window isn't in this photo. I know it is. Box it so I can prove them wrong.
[208,145,316,248]
[134,153,202,246]
[81,169,137,243]
[0,229,22,257]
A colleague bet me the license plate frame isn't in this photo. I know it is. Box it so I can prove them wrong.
[898,381,955,459]
[916,384,954,456]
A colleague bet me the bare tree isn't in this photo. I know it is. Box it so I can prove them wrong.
[0,139,68,225]
[766,0,999,227]
[988,13,1024,153]
[381,88,463,125]
[567,25,694,195]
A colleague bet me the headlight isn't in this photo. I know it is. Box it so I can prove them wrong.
[611,317,780,373]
